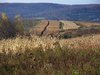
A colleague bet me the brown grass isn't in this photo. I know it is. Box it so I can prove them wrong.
[32,20,49,35]
[0,34,100,54]
[0,34,100,75]
[60,21,80,30]
[61,34,100,50]
[75,21,100,27]
[46,20,60,32]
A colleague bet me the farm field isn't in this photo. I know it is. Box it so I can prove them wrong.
[75,21,100,27]
[30,20,100,38]
[43,20,60,35]
[46,20,60,32]
[60,20,80,30]
[32,20,49,35]
[31,20,60,36]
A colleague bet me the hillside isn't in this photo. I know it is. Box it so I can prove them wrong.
[0,3,100,22]
[29,20,100,38]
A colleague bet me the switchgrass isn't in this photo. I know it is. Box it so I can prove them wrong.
[0,34,100,75]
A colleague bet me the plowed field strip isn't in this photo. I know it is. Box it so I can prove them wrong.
[61,21,80,30]
[46,20,60,32]
[33,20,49,35]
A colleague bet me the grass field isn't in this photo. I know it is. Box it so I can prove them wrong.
[32,20,49,35]
[44,20,60,35]
[60,21,80,30]
[75,21,100,27]
[0,34,100,75]
[46,20,60,31]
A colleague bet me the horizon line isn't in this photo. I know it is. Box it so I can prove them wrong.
[0,2,100,5]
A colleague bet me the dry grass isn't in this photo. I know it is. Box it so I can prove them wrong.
[75,21,100,27]
[45,20,60,33]
[0,34,100,54]
[0,35,57,54]
[32,20,49,35]
[60,21,80,30]
[0,34,100,75]
[61,35,100,51]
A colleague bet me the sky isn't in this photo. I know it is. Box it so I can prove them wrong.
[0,0,100,4]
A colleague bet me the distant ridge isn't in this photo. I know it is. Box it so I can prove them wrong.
[0,3,100,22]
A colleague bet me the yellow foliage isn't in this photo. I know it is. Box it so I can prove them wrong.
[1,13,8,21]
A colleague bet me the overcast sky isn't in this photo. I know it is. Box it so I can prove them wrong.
[0,0,100,4]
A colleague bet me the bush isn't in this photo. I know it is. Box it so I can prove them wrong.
[14,15,24,34]
[0,13,24,39]
[0,13,16,39]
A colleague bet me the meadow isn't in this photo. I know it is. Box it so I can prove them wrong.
[0,13,100,75]
[0,34,100,75]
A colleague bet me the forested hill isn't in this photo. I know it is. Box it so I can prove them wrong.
[0,3,100,22]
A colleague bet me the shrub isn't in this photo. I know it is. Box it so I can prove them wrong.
[0,13,16,39]
[59,22,64,30]
[14,15,24,34]
[0,13,25,39]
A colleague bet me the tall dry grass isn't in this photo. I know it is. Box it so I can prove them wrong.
[0,34,100,54]
[0,34,100,75]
